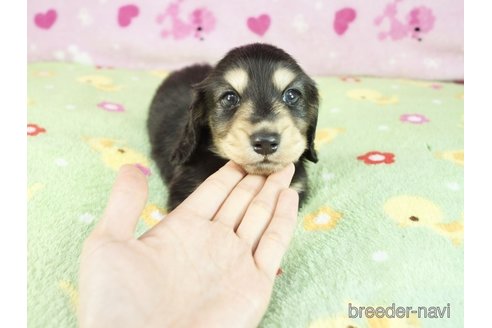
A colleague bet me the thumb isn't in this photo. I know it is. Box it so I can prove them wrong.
[95,164,148,240]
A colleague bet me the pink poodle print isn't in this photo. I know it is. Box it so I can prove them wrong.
[156,0,216,41]
[374,0,436,41]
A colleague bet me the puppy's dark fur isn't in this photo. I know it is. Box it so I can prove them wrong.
[148,43,319,210]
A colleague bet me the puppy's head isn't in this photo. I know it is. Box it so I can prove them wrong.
[173,43,319,175]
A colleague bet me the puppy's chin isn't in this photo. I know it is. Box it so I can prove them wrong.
[240,161,288,175]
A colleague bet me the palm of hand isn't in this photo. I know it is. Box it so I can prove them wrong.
[78,162,298,328]
[81,219,269,327]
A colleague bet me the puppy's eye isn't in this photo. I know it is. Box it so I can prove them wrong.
[283,89,301,105]
[220,91,240,108]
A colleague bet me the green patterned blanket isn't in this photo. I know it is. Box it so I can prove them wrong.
[28,63,464,328]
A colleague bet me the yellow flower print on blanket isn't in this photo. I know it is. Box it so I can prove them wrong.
[308,315,359,328]
[308,313,420,328]
[27,183,44,200]
[304,206,343,231]
[435,150,464,166]
[367,313,420,328]
[347,89,399,105]
[32,70,56,78]
[58,280,79,314]
[77,75,122,92]
[141,204,167,228]
[85,137,151,175]
[315,128,344,149]
[149,70,169,78]
[384,195,463,245]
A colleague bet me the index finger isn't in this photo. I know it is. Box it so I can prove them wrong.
[172,161,246,220]
[93,164,148,240]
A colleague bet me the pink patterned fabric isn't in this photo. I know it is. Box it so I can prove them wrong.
[28,0,463,80]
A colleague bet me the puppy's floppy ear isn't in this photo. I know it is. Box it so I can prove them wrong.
[304,117,318,163]
[170,87,207,165]
[303,80,319,163]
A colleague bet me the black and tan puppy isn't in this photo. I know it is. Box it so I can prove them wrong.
[147,43,319,210]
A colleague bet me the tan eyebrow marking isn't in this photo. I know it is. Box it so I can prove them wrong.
[224,68,249,94]
[273,68,296,91]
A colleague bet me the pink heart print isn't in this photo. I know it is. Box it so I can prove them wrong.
[247,14,271,36]
[34,9,57,29]
[118,4,140,27]
[334,8,357,35]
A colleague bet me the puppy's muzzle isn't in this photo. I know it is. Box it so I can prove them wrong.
[250,132,280,156]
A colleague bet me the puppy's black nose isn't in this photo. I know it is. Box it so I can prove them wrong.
[250,132,280,155]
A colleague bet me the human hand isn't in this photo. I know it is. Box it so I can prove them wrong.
[78,161,298,328]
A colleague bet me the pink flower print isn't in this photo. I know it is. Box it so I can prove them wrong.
[400,114,429,124]
[97,101,125,112]
[134,163,151,176]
